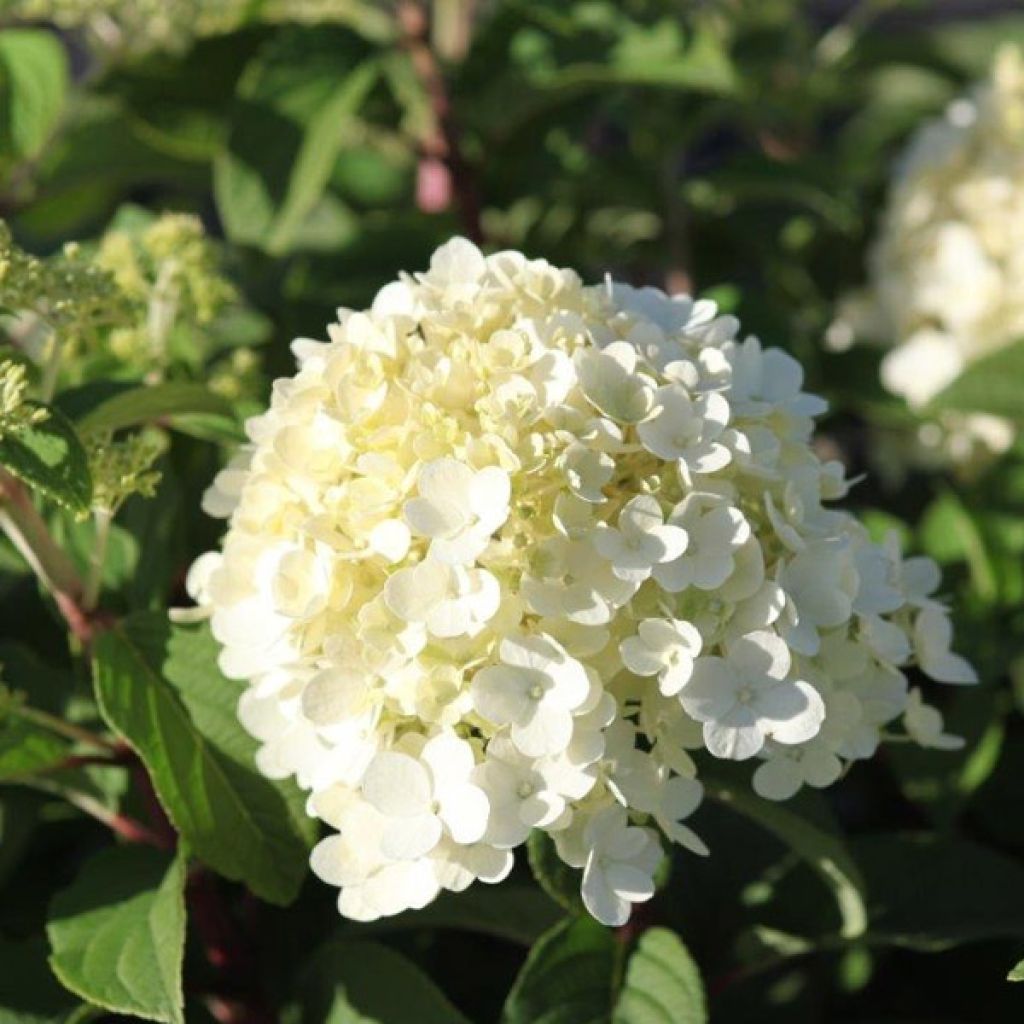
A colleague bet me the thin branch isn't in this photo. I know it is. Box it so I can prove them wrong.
[0,468,107,646]
[17,777,170,848]
[13,704,123,752]
[397,0,484,242]
[187,867,277,1024]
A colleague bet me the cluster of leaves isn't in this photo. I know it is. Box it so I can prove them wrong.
[1,1,1024,1022]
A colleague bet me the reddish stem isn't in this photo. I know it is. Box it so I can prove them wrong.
[398,0,484,242]
[187,868,276,1024]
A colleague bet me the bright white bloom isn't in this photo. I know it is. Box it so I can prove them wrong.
[592,495,689,583]
[681,632,826,760]
[471,634,591,757]
[620,618,702,696]
[580,806,662,926]
[193,238,975,927]
[841,45,1024,458]
[404,458,510,565]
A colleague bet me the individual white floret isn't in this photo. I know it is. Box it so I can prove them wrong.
[575,341,656,423]
[637,384,732,479]
[913,607,978,684]
[360,733,490,859]
[620,618,702,696]
[579,805,663,926]
[681,631,826,760]
[403,457,510,566]
[471,634,592,756]
[653,496,750,592]
[592,495,689,584]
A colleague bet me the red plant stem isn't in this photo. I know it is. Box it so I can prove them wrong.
[187,868,276,1024]
[397,0,484,242]
[0,467,111,647]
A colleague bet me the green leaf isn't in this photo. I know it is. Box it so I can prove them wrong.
[0,789,38,887]
[0,29,69,164]
[0,936,80,1024]
[612,928,707,1024]
[1009,958,1024,982]
[92,614,316,904]
[527,829,585,915]
[852,833,1024,950]
[47,845,186,1024]
[295,940,471,1024]
[703,770,868,940]
[75,382,235,434]
[0,404,92,515]
[0,711,68,781]
[502,916,619,1024]
[927,339,1024,421]
[215,28,378,254]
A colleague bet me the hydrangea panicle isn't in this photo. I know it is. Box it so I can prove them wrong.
[192,238,976,926]
[838,45,1024,461]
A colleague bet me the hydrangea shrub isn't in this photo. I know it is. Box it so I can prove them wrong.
[191,239,976,926]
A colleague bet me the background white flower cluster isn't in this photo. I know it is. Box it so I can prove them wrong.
[191,238,975,927]
[839,45,1024,460]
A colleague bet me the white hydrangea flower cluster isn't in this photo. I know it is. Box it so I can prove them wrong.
[190,238,976,927]
[837,45,1024,459]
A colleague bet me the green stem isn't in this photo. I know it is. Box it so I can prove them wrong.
[82,505,113,611]
[12,703,120,752]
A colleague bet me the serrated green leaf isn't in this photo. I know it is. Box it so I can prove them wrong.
[0,936,80,1024]
[527,829,585,915]
[92,614,316,904]
[47,845,186,1024]
[0,404,91,515]
[612,928,707,1024]
[75,382,234,434]
[703,770,868,940]
[0,29,69,163]
[296,940,471,1024]
[927,339,1024,421]
[502,916,619,1024]
[215,28,378,254]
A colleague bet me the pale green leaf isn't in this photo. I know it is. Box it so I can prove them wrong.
[215,28,378,254]
[296,940,471,1024]
[502,916,618,1024]
[1008,958,1024,982]
[0,404,92,515]
[47,845,186,1024]
[0,29,69,162]
[75,382,234,435]
[927,339,1024,421]
[93,614,316,905]
[612,928,707,1024]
